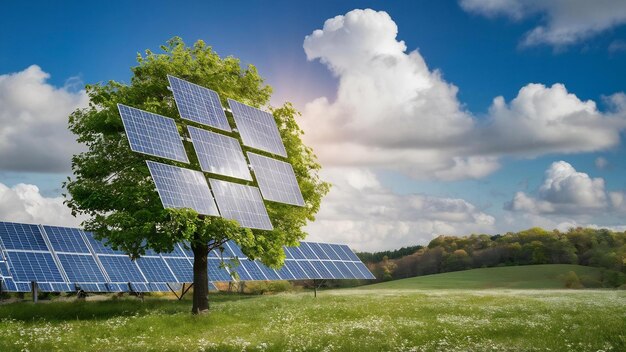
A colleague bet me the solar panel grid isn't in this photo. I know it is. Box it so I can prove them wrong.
[0,222,47,251]
[164,258,193,282]
[83,232,125,255]
[310,261,334,279]
[248,152,304,206]
[147,161,220,216]
[227,99,287,157]
[275,263,295,280]
[98,256,146,283]
[43,226,90,253]
[334,261,356,279]
[118,104,189,163]
[256,263,281,281]
[339,244,361,261]
[188,126,252,180]
[168,75,231,131]
[240,260,267,281]
[208,258,232,281]
[322,261,345,279]
[284,261,308,280]
[7,251,64,282]
[297,261,321,279]
[297,242,319,259]
[136,257,177,283]
[57,254,107,283]
[209,179,272,230]
[319,243,341,260]
[305,242,327,260]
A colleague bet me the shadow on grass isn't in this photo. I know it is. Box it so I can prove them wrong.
[0,292,260,322]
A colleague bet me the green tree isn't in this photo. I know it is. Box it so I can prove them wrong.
[64,38,330,314]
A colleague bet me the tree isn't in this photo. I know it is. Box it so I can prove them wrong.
[64,38,330,314]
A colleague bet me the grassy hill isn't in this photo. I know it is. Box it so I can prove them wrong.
[362,264,605,290]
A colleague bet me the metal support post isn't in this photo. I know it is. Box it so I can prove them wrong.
[31,281,38,303]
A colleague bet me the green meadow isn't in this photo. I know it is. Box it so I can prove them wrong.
[1,265,624,352]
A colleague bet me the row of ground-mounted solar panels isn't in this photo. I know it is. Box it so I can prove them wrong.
[117,75,303,232]
[0,222,374,293]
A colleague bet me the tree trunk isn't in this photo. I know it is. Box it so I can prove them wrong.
[191,238,209,314]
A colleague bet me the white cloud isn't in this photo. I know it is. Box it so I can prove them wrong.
[505,161,624,215]
[0,182,83,227]
[478,83,626,157]
[595,157,609,169]
[0,65,88,172]
[301,9,626,181]
[305,168,495,251]
[460,0,626,47]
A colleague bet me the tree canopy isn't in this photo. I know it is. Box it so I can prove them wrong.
[64,37,330,271]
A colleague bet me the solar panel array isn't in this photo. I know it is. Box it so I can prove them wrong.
[227,99,287,157]
[0,221,374,293]
[168,75,231,132]
[209,179,273,230]
[187,126,252,180]
[146,161,220,216]
[118,104,189,163]
[248,152,304,206]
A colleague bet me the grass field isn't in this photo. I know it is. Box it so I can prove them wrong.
[363,264,606,290]
[1,265,624,351]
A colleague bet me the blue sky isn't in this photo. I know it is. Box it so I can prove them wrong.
[1,0,626,250]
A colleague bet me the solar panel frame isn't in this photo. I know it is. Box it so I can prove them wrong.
[117,104,189,163]
[209,179,273,230]
[6,251,65,283]
[319,243,342,260]
[248,152,304,206]
[304,242,327,260]
[228,99,287,157]
[98,255,146,283]
[147,161,220,217]
[168,75,231,132]
[0,222,47,251]
[57,253,107,283]
[43,226,90,254]
[188,126,252,181]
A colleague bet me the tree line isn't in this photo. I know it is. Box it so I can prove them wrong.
[361,227,626,287]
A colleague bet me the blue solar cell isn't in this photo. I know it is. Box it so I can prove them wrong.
[297,261,320,279]
[305,242,327,260]
[333,261,355,278]
[3,280,31,292]
[310,261,333,279]
[106,283,129,292]
[137,257,177,283]
[0,261,9,276]
[228,99,287,157]
[331,244,352,261]
[319,243,341,260]
[248,152,304,206]
[77,283,108,292]
[58,254,106,283]
[284,261,308,280]
[354,262,376,279]
[162,243,187,257]
[209,179,273,230]
[168,75,231,131]
[147,161,220,216]
[241,260,267,281]
[164,258,192,282]
[188,126,252,180]
[44,226,90,253]
[344,262,366,279]
[298,242,318,259]
[275,263,295,280]
[1,278,16,291]
[83,232,125,255]
[149,283,171,292]
[340,245,361,261]
[226,241,246,258]
[98,256,145,282]
[323,261,345,279]
[284,246,306,260]
[228,259,252,281]
[7,251,64,282]
[38,282,73,292]
[130,282,151,292]
[118,104,189,163]
[208,258,232,281]
[255,262,281,281]
[0,222,47,251]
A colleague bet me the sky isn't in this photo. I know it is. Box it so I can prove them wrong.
[1,0,626,251]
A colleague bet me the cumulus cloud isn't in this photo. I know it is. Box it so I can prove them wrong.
[305,168,495,251]
[0,65,88,172]
[505,161,625,215]
[459,0,626,47]
[301,9,626,181]
[0,182,83,227]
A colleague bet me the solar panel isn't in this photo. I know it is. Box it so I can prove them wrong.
[227,260,253,281]
[334,261,355,279]
[77,283,108,292]
[6,251,64,282]
[188,126,252,180]
[147,161,220,216]
[117,104,189,163]
[208,179,273,230]
[339,244,362,261]
[310,260,333,279]
[43,226,89,253]
[256,263,281,281]
[284,246,305,260]
[168,75,231,132]
[248,152,304,206]
[305,242,327,260]
[228,99,287,157]
[164,258,193,282]
[208,258,232,281]
[354,262,376,279]
[57,254,107,283]
[98,256,145,283]
[136,257,177,283]
[275,263,295,280]
[297,261,320,279]
[83,232,125,255]
[0,222,47,251]
[284,261,308,280]
[331,244,352,261]
[320,243,341,260]
[240,260,267,281]
[323,261,345,279]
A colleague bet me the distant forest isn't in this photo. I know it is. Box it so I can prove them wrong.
[357,227,626,288]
